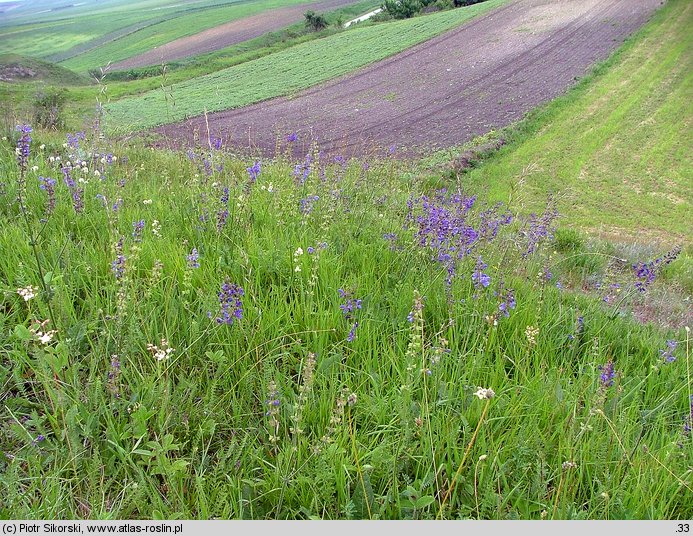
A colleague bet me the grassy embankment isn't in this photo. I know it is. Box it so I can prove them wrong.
[435,0,693,242]
[0,0,691,520]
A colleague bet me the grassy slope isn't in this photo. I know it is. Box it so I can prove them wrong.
[1,0,691,521]
[1,115,691,521]
[456,0,692,242]
[0,54,90,86]
[104,0,506,132]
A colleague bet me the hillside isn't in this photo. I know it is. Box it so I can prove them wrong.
[0,53,88,85]
[0,0,690,522]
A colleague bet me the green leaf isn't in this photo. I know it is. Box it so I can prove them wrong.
[414,495,435,509]
[350,471,374,520]
[14,325,32,341]
[171,459,190,472]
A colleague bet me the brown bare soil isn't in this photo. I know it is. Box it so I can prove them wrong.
[111,0,359,70]
[156,0,662,157]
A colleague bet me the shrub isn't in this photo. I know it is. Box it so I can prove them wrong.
[32,87,66,130]
[304,10,328,31]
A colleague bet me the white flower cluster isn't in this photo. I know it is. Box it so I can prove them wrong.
[17,285,37,301]
[293,247,303,272]
[147,339,175,361]
[474,387,496,400]
[30,319,57,345]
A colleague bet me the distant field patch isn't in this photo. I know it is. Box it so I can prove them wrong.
[107,0,366,71]
[60,0,343,72]
[0,0,313,71]
[105,0,506,132]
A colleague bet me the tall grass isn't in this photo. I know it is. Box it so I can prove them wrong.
[0,123,690,519]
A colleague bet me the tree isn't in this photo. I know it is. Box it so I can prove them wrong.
[304,10,328,31]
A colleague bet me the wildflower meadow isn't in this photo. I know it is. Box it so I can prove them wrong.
[0,121,690,519]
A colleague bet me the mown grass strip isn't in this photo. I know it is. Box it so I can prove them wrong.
[453,0,693,241]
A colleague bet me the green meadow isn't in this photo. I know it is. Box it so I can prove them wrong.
[1,123,690,519]
[0,0,690,522]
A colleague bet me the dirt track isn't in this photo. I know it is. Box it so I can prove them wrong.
[110,0,359,70]
[156,0,662,157]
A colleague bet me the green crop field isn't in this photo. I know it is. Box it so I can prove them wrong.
[450,0,693,242]
[0,0,249,58]
[59,0,340,72]
[0,0,332,71]
[104,0,507,132]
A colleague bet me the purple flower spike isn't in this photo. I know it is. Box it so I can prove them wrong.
[471,256,491,289]
[132,220,145,242]
[16,124,32,172]
[339,289,362,342]
[247,161,261,182]
[598,360,615,388]
[498,288,516,317]
[39,176,57,214]
[213,280,244,326]
[660,340,677,364]
[187,248,200,269]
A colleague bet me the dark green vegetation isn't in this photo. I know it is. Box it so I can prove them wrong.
[0,0,691,522]
[382,0,487,19]
[304,10,330,31]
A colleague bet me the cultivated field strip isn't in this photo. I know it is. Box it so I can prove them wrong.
[157,0,663,157]
[109,0,361,70]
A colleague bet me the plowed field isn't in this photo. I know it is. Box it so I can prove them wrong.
[157,0,662,157]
